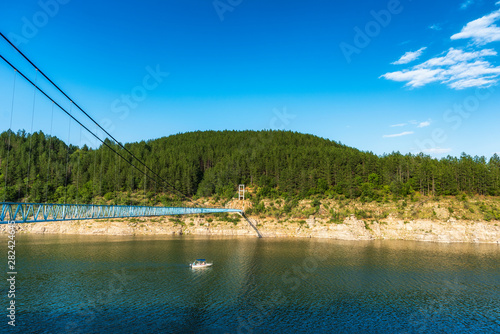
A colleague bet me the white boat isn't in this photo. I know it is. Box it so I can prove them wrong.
[190,259,213,268]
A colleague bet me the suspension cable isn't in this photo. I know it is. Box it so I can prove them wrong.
[130,160,134,206]
[92,126,98,205]
[99,135,105,202]
[45,103,54,203]
[0,54,192,204]
[64,105,72,204]
[144,164,147,206]
[0,32,194,204]
[3,70,17,203]
[117,150,122,204]
[76,127,82,205]
[114,144,118,205]
[26,69,38,202]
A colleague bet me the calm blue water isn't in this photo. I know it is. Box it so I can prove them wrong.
[3,235,500,333]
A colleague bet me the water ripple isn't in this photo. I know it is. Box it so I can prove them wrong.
[6,235,500,333]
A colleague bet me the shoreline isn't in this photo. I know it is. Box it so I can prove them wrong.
[2,215,499,244]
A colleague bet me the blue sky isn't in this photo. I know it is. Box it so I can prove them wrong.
[0,0,499,157]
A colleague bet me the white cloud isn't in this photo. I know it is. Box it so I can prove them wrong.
[383,131,414,138]
[392,47,427,65]
[429,24,442,31]
[381,68,444,87]
[451,9,500,45]
[390,123,407,127]
[421,147,452,154]
[381,48,500,89]
[417,121,431,128]
[460,0,474,10]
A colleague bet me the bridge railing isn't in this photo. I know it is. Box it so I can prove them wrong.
[0,202,242,224]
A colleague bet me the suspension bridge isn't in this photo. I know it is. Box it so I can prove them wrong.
[0,202,241,224]
[0,33,243,224]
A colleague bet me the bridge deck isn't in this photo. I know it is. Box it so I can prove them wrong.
[0,202,242,224]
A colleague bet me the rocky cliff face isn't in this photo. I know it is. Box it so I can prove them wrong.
[2,215,499,244]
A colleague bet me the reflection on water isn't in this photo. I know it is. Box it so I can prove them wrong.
[6,235,500,333]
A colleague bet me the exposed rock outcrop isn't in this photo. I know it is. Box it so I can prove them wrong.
[1,216,499,243]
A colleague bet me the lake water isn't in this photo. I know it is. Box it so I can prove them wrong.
[4,235,500,333]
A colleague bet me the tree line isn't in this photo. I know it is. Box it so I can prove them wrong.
[0,129,499,204]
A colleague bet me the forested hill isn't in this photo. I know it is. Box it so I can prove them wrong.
[1,129,499,203]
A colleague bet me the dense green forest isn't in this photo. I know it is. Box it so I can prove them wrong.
[1,129,499,204]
